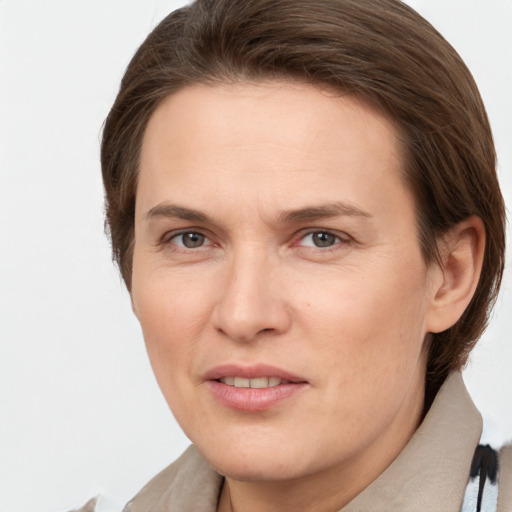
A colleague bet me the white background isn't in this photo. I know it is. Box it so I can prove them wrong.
[0,1,511,511]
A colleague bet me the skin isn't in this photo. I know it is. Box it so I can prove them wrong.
[131,81,483,512]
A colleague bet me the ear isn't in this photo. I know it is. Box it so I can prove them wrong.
[426,216,485,334]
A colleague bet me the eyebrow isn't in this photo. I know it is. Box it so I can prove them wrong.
[145,201,371,224]
[146,204,211,223]
[278,202,371,223]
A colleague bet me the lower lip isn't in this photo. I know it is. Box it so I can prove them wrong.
[207,380,308,411]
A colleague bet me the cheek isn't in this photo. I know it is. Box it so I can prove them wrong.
[131,271,214,391]
[295,264,430,383]
[133,261,215,332]
[295,274,429,437]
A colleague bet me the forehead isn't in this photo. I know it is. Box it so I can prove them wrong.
[137,81,410,222]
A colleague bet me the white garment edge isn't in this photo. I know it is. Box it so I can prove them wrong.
[460,418,506,512]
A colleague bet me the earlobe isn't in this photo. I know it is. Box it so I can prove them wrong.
[426,216,486,334]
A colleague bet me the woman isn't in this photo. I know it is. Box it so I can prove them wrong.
[77,0,510,510]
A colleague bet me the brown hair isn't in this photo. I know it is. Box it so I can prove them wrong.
[101,0,506,400]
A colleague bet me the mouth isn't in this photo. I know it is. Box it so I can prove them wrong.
[205,364,308,411]
[217,376,291,388]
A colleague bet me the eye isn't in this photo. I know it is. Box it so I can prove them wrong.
[299,231,344,248]
[170,231,209,249]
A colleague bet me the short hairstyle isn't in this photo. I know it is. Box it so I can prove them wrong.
[101,0,506,401]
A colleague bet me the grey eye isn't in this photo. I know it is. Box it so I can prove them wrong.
[176,232,206,248]
[303,231,339,247]
[313,232,337,247]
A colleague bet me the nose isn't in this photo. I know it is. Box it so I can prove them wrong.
[211,250,292,343]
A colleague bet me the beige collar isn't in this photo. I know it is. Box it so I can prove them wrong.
[341,371,482,511]
[126,371,482,512]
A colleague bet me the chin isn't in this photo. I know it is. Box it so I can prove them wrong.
[193,434,337,483]
[207,454,307,482]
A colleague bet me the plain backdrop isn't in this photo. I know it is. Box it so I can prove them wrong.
[0,1,511,511]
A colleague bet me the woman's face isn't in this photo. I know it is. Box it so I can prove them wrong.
[132,82,441,482]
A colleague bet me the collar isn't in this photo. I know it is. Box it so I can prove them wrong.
[125,371,481,512]
[342,371,482,511]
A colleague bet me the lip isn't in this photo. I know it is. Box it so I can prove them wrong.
[203,363,307,382]
[204,364,309,412]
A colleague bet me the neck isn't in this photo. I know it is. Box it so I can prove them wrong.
[218,463,380,512]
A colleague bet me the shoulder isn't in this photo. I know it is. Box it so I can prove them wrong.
[124,445,222,512]
[70,446,222,512]
[68,497,98,512]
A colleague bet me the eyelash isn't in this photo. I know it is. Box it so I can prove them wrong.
[162,229,350,252]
